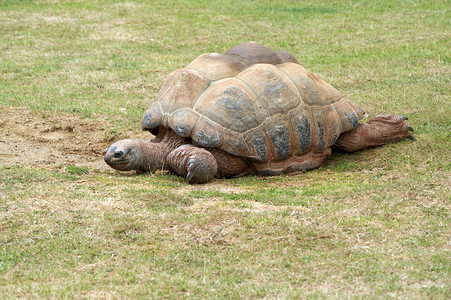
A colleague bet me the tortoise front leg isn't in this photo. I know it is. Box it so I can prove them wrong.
[166,145,217,184]
[334,115,415,152]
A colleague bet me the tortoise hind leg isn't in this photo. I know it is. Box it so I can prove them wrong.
[209,148,256,178]
[334,115,415,152]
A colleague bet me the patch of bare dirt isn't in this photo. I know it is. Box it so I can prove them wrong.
[0,106,137,172]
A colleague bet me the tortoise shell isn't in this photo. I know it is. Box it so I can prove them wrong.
[141,42,364,163]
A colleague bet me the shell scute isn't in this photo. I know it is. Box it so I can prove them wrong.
[323,105,342,146]
[224,41,284,67]
[236,64,301,116]
[194,78,267,133]
[221,130,248,157]
[191,117,223,148]
[264,117,292,159]
[244,128,268,162]
[310,105,343,151]
[156,69,209,113]
[311,108,327,151]
[289,106,312,155]
[187,53,245,80]
[278,63,342,107]
[332,99,364,132]
[168,108,200,137]
[141,102,163,131]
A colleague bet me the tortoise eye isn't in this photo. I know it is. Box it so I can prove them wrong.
[114,151,124,158]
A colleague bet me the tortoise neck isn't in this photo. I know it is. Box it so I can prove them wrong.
[137,128,188,172]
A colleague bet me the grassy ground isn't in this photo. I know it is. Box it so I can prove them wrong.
[1,0,450,298]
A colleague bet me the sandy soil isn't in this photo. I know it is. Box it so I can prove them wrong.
[0,106,139,172]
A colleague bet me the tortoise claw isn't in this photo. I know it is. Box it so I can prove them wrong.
[186,171,194,183]
[407,133,417,141]
[397,115,415,140]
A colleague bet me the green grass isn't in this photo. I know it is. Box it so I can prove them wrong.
[1,0,450,298]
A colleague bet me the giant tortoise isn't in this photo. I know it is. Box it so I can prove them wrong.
[104,42,414,183]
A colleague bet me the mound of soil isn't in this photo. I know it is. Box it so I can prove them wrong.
[0,106,139,172]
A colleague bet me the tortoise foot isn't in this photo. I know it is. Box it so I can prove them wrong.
[166,145,217,184]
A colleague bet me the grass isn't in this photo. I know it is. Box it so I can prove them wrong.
[0,0,450,298]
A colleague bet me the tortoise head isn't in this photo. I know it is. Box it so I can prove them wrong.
[104,139,140,171]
